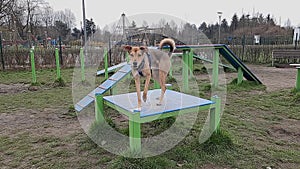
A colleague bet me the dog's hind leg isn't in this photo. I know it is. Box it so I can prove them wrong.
[157,71,167,106]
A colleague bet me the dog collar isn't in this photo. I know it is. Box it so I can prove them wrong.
[137,53,151,77]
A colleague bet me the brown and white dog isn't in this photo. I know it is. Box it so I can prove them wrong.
[123,38,175,111]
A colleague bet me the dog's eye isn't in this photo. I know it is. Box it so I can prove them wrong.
[130,53,134,57]
[138,53,142,57]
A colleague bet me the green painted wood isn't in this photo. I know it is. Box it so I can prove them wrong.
[95,94,105,123]
[237,67,243,85]
[104,49,108,80]
[189,49,194,75]
[30,49,37,84]
[55,48,61,79]
[212,49,219,88]
[296,68,300,91]
[80,48,85,82]
[210,96,221,133]
[183,51,189,92]
[129,113,141,153]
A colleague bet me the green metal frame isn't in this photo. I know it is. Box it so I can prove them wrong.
[95,93,221,153]
[55,48,61,80]
[30,49,37,84]
[182,50,189,92]
[104,49,108,80]
[296,68,300,91]
[237,67,243,85]
[212,49,220,88]
[80,48,85,82]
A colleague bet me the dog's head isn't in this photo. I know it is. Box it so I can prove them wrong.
[123,45,147,70]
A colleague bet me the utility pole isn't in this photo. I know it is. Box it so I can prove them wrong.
[217,11,223,44]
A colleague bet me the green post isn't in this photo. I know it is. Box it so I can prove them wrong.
[210,96,221,133]
[212,49,219,88]
[104,49,108,80]
[183,50,189,92]
[30,49,37,84]
[129,113,141,153]
[189,49,194,75]
[95,94,105,123]
[296,68,300,91]
[55,48,61,80]
[237,67,243,85]
[169,58,173,78]
[80,48,85,82]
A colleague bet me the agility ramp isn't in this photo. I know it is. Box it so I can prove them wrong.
[75,64,131,112]
[174,44,262,84]
[96,62,128,76]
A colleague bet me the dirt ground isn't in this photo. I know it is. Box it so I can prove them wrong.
[245,64,297,92]
[0,64,299,168]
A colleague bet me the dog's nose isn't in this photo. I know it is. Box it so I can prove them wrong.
[133,62,138,67]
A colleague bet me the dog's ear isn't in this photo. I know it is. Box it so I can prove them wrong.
[123,45,132,51]
[139,46,148,51]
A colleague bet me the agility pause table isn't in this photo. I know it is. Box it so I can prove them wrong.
[95,89,221,153]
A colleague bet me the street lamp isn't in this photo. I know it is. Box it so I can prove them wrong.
[217,11,223,44]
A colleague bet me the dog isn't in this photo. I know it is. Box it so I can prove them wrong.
[123,38,175,111]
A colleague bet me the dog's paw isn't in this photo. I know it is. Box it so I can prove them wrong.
[133,107,141,112]
[143,93,147,102]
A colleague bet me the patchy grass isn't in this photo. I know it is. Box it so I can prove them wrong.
[0,67,299,169]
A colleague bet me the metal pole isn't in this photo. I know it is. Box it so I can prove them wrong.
[295,33,298,50]
[122,13,126,40]
[82,0,87,46]
[0,32,4,70]
[217,12,222,44]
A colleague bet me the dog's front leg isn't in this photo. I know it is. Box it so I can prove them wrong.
[143,71,151,102]
[134,76,142,111]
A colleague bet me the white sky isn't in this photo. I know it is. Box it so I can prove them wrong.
[45,0,300,28]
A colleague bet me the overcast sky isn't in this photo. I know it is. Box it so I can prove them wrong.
[45,0,300,28]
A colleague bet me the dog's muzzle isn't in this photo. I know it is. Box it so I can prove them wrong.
[132,62,138,69]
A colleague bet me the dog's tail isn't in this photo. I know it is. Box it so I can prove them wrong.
[159,38,175,57]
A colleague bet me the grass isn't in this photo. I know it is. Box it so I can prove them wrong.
[0,67,299,168]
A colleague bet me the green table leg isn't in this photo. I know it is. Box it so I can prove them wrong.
[210,96,221,133]
[95,94,105,123]
[129,113,141,153]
